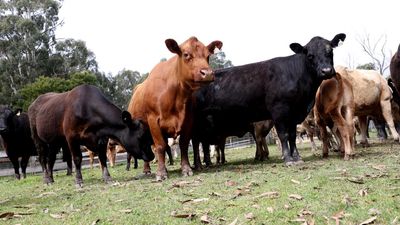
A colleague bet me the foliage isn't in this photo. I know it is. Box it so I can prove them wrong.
[356,62,376,70]
[0,137,399,224]
[0,0,98,107]
[18,71,98,110]
[209,51,233,69]
[108,69,141,109]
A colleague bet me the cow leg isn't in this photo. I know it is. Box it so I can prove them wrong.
[67,140,84,187]
[62,145,72,175]
[358,116,369,147]
[179,134,193,177]
[254,130,269,161]
[289,124,302,163]
[274,122,293,165]
[134,157,138,169]
[380,99,400,142]
[203,143,212,167]
[20,155,30,179]
[192,139,202,170]
[217,139,227,164]
[47,146,58,183]
[31,127,52,184]
[147,117,168,181]
[97,139,112,183]
[215,144,221,164]
[126,152,132,171]
[330,112,353,160]
[165,144,174,166]
[9,156,20,180]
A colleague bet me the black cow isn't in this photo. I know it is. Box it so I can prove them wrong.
[0,106,37,179]
[28,84,154,186]
[193,33,346,166]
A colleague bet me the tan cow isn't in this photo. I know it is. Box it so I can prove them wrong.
[335,66,399,146]
[314,72,355,160]
[128,37,222,181]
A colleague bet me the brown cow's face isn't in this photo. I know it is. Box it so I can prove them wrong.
[166,37,223,89]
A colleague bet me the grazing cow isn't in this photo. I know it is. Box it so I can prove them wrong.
[335,66,399,146]
[128,37,222,181]
[314,72,355,160]
[28,84,154,186]
[0,106,37,179]
[193,33,346,166]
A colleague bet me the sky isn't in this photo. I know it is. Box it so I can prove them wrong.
[56,0,400,76]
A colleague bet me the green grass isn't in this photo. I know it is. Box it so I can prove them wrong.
[1,139,400,225]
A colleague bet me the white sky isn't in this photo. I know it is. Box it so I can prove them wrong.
[56,0,400,76]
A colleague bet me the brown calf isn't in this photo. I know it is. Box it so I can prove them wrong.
[314,72,355,160]
[128,37,222,181]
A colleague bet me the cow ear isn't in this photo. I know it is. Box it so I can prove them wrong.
[331,33,346,48]
[290,43,305,54]
[207,41,223,54]
[165,39,182,56]
[14,108,22,115]
[397,44,400,57]
[121,111,133,125]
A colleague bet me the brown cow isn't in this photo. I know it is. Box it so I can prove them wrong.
[128,37,222,181]
[335,66,399,146]
[28,85,154,186]
[314,72,355,160]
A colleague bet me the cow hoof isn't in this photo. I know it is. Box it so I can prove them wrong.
[182,166,193,177]
[103,176,112,184]
[156,173,168,182]
[133,172,153,180]
[15,174,21,180]
[294,159,304,165]
[285,161,296,167]
[75,183,84,188]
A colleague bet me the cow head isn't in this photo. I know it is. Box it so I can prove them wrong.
[290,33,346,79]
[120,111,154,162]
[165,36,223,89]
[0,105,14,134]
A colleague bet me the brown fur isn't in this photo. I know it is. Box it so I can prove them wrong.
[314,72,355,160]
[128,37,222,180]
[335,66,399,146]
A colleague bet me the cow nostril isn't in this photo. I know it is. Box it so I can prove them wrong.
[321,67,332,74]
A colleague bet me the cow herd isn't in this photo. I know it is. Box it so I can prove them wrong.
[1,33,400,186]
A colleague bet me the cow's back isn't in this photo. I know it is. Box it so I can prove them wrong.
[336,66,390,115]
[28,92,68,141]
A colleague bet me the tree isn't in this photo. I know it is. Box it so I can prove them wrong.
[19,71,98,110]
[49,39,98,77]
[356,62,376,70]
[357,33,391,75]
[0,0,99,107]
[209,51,233,69]
[0,0,62,103]
[110,69,141,109]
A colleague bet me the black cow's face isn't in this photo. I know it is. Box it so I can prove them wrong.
[121,111,155,162]
[290,33,346,79]
[0,105,13,134]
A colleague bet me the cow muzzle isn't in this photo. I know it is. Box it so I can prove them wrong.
[320,67,335,79]
[195,69,215,82]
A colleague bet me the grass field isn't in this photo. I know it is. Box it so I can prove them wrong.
[0,138,400,225]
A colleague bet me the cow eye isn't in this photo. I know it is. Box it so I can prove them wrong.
[307,54,314,60]
[183,53,191,60]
